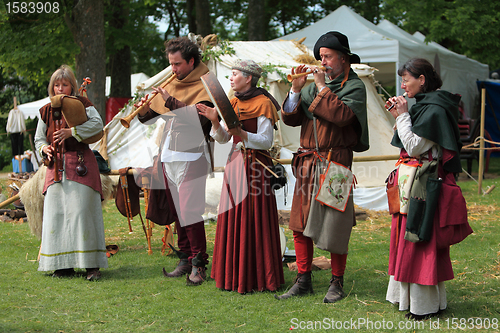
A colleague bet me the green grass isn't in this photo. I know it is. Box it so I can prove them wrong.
[1,159,500,332]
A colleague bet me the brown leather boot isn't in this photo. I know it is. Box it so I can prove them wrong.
[186,252,207,286]
[323,275,346,303]
[163,259,191,278]
[274,272,313,300]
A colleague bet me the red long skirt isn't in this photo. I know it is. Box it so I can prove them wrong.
[388,168,471,285]
[211,149,284,293]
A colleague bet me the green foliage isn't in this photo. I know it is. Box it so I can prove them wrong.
[259,62,290,89]
[0,0,77,85]
[208,0,384,41]
[0,66,48,116]
[104,0,169,77]
[201,38,236,63]
[209,0,245,40]
[0,0,168,95]
[380,0,500,70]
[210,0,331,41]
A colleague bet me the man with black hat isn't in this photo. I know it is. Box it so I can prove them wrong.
[275,31,369,303]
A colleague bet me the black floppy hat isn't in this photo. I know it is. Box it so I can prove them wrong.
[313,31,360,64]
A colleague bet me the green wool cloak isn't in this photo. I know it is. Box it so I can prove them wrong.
[300,69,369,152]
[391,90,463,172]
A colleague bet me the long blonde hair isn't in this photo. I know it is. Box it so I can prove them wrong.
[47,65,78,97]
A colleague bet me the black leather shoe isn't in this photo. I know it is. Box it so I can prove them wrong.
[323,275,346,303]
[275,272,313,300]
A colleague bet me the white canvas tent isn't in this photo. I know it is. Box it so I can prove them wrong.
[17,73,150,120]
[92,40,399,211]
[275,5,489,116]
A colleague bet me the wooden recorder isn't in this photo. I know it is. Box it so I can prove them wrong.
[287,66,327,82]
[120,74,177,128]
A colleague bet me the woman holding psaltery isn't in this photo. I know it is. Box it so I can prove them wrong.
[384,58,472,320]
[197,59,284,294]
[34,65,107,281]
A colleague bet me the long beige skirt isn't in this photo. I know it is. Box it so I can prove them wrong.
[38,173,108,271]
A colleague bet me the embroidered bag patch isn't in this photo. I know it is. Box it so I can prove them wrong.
[314,161,354,212]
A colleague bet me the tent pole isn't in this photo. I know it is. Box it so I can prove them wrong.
[478,88,486,194]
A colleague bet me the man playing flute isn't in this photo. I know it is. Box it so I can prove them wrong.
[276,31,369,303]
[135,36,213,286]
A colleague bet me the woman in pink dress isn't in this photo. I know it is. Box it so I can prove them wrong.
[385,58,472,319]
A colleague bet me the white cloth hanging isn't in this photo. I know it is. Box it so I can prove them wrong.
[6,108,26,133]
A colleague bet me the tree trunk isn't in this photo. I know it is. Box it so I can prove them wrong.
[65,0,107,120]
[166,0,181,37]
[109,0,131,98]
[109,46,131,98]
[248,0,266,41]
[186,0,196,34]
[195,0,211,37]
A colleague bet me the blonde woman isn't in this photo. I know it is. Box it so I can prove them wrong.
[35,65,107,281]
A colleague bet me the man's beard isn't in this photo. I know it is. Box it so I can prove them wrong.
[327,64,344,80]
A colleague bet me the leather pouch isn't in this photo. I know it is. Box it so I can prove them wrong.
[386,185,400,214]
[386,168,400,214]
